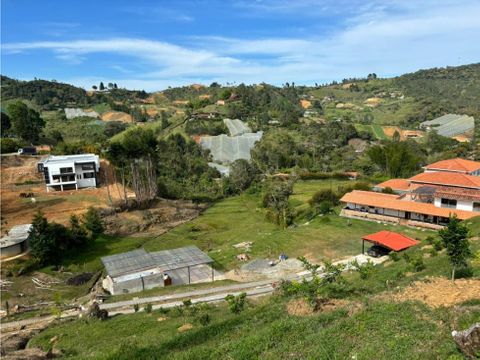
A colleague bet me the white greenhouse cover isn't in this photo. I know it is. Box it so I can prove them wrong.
[224,118,252,136]
[64,108,99,119]
[200,132,263,164]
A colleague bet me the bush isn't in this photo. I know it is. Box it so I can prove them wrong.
[309,189,339,207]
[388,252,400,262]
[381,186,395,194]
[195,312,211,326]
[144,303,153,313]
[133,304,139,313]
[318,201,334,215]
[352,259,376,279]
[409,253,425,272]
[0,138,20,153]
[429,248,438,257]
[225,293,247,314]
[455,266,474,279]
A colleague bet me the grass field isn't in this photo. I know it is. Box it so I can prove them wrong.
[42,180,432,274]
[354,124,387,140]
[28,229,480,359]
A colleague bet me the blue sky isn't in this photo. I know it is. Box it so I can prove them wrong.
[2,0,480,91]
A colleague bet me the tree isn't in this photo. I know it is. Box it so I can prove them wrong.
[29,211,64,266]
[367,141,422,177]
[225,293,247,314]
[83,207,104,239]
[1,112,11,135]
[262,178,296,228]
[224,159,258,194]
[69,214,88,247]
[439,215,471,281]
[92,85,98,90]
[6,101,45,143]
[99,82,105,91]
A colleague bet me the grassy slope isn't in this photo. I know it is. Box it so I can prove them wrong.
[29,220,480,359]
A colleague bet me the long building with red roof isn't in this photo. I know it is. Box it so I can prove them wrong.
[342,158,480,228]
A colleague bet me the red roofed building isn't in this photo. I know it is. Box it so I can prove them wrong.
[362,231,419,253]
[423,158,480,176]
[341,157,480,229]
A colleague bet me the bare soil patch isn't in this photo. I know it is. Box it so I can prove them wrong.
[286,298,359,317]
[391,277,480,308]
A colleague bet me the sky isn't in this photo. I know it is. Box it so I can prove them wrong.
[2,0,480,91]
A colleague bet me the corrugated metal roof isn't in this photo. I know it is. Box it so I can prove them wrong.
[421,114,474,137]
[0,224,32,248]
[101,246,213,278]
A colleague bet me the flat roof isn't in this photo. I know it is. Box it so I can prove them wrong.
[362,231,419,251]
[341,190,477,220]
[41,154,99,165]
[101,246,214,278]
[0,224,32,248]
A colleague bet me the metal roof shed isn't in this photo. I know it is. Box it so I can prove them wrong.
[361,231,419,253]
[101,246,215,285]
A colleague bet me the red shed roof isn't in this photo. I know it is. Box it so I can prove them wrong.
[362,230,419,251]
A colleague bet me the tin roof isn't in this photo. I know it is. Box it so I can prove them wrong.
[0,224,32,248]
[101,246,213,278]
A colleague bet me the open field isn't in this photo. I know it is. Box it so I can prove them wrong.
[353,124,387,140]
[27,223,480,359]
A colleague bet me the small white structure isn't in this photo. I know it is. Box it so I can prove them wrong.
[0,224,32,259]
[38,154,100,192]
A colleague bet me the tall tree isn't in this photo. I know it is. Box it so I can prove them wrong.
[1,112,11,135]
[438,216,471,281]
[83,207,104,239]
[6,101,45,143]
[99,82,105,91]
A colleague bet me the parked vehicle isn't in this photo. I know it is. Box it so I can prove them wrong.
[17,147,37,155]
[367,245,390,258]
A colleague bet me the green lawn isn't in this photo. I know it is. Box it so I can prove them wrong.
[371,124,388,140]
[57,180,433,274]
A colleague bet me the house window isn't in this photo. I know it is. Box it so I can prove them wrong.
[82,164,95,171]
[83,172,95,179]
[60,167,73,174]
[441,198,457,209]
[474,202,480,212]
[77,174,82,179]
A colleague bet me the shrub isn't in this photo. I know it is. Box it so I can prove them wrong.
[388,252,400,262]
[455,266,473,279]
[318,201,334,215]
[144,303,153,313]
[409,253,425,272]
[225,293,247,314]
[133,304,139,313]
[309,189,339,207]
[429,248,438,257]
[381,186,395,194]
[0,138,20,153]
[351,259,376,279]
[195,312,211,326]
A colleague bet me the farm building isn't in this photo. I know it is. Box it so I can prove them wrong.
[0,224,32,259]
[342,158,480,229]
[101,246,217,295]
[38,154,100,191]
[420,114,474,139]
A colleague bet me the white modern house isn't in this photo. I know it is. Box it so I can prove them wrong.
[38,154,100,191]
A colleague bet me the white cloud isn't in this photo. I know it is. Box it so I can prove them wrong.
[3,0,480,91]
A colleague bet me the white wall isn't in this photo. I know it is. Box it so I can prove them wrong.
[434,197,475,212]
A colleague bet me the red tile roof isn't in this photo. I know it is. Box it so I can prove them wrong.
[409,172,480,189]
[375,179,410,191]
[340,190,477,220]
[434,186,480,202]
[424,158,480,173]
[362,231,419,251]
